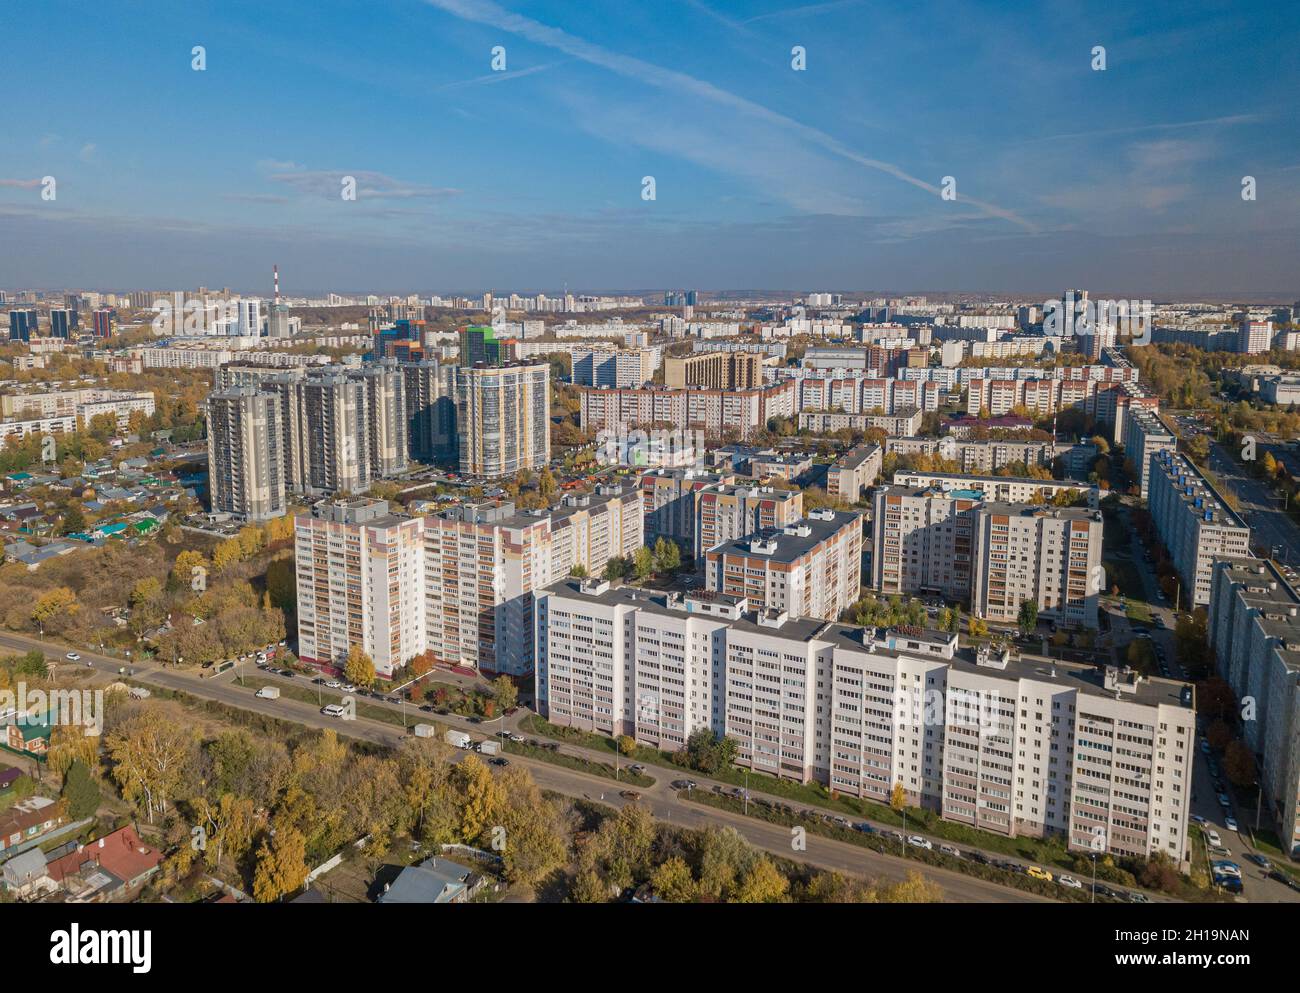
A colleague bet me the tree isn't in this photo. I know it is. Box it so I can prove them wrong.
[569,563,588,578]
[1017,599,1039,637]
[652,538,680,574]
[1205,718,1232,752]
[967,616,988,638]
[616,735,637,757]
[632,546,654,580]
[252,825,308,902]
[61,760,100,820]
[491,675,518,713]
[604,556,628,581]
[60,502,86,535]
[33,587,79,629]
[890,780,907,812]
[455,756,503,843]
[649,856,697,902]
[732,856,788,903]
[344,646,376,688]
[1223,739,1256,787]
[105,710,196,823]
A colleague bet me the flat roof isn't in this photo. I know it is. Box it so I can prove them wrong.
[707,511,861,562]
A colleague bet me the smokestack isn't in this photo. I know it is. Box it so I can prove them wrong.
[273,264,280,306]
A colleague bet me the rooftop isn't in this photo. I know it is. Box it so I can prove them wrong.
[706,510,861,563]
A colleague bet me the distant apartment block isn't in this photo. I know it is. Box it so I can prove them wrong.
[798,408,923,436]
[889,471,1100,509]
[826,445,882,503]
[579,380,796,441]
[664,350,762,390]
[572,347,659,388]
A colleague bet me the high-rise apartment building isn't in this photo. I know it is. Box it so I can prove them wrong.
[294,499,426,678]
[49,309,73,338]
[694,483,804,560]
[7,310,38,341]
[1208,558,1300,857]
[873,485,1104,628]
[421,488,642,675]
[571,347,659,388]
[1148,450,1252,606]
[535,579,1195,866]
[1238,320,1274,355]
[456,362,550,478]
[91,309,113,338]
[298,374,372,494]
[206,386,286,521]
[639,467,735,557]
[459,324,504,366]
[393,359,458,465]
[663,351,762,390]
[1121,408,1177,499]
[969,502,1103,629]
[703,509,863,621]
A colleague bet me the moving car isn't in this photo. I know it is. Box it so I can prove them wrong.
[1025,866,1054,882]
[65,652,80,661]
[321,704,346,718]
[939,844,961,858]
[619,790,641,800]
[1245,853,1272,870]
[1057,875,1083,890]
[906,835,932,850]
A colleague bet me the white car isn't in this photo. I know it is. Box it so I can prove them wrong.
[906,835,932,850]
[1205,829,1222,847]
[65,652,80,661]
[1225,816,1238,831]
[1058,875,1083,890]
[325,680,341,689]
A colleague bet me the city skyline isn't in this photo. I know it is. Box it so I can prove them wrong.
[2,0,1299,295]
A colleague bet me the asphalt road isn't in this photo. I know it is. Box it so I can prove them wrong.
[0,630,1046,903]
[1207,441,1300,567]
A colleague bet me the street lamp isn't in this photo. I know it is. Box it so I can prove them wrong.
[1090,853,1098,903]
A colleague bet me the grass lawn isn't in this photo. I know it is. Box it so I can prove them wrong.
[502,738,654,787]
[1125,601,1154,624]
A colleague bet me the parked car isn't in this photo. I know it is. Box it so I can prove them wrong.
[619,790,641,800]
[1218,793,1232,808]
[1191,814,1208,824]
[939,844,961,858]
[1225,815,1238,831]
[1025,866,1054,882]
[1205,829,1222,847]
[906,835,932,850]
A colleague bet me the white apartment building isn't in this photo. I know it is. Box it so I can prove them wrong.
[890,470,1101,509]
[969,501,1103,629]
[872,485,1105,628]
[535,580,1195,866]
[1208,558,1300,857]
[1121,408,1177,500]
[702,509,863,622]
[421,488,643,676]
[294,499,427,679]
[1147,450,1252,606]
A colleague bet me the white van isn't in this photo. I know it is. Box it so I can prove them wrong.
[321,704,346,718]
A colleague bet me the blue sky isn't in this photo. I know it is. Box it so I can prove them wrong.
[2,0,1298,296]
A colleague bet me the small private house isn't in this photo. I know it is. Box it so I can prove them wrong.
[377,857,483,904]
[0,796,64,856]
[1,710,53,760]
[1,848,54,900]
[44,825,163,902]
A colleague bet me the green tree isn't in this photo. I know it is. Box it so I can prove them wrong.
[491,675,518,713]
[632,546,654,580]
[61,760,101,820]
[1017,599,1039,637]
